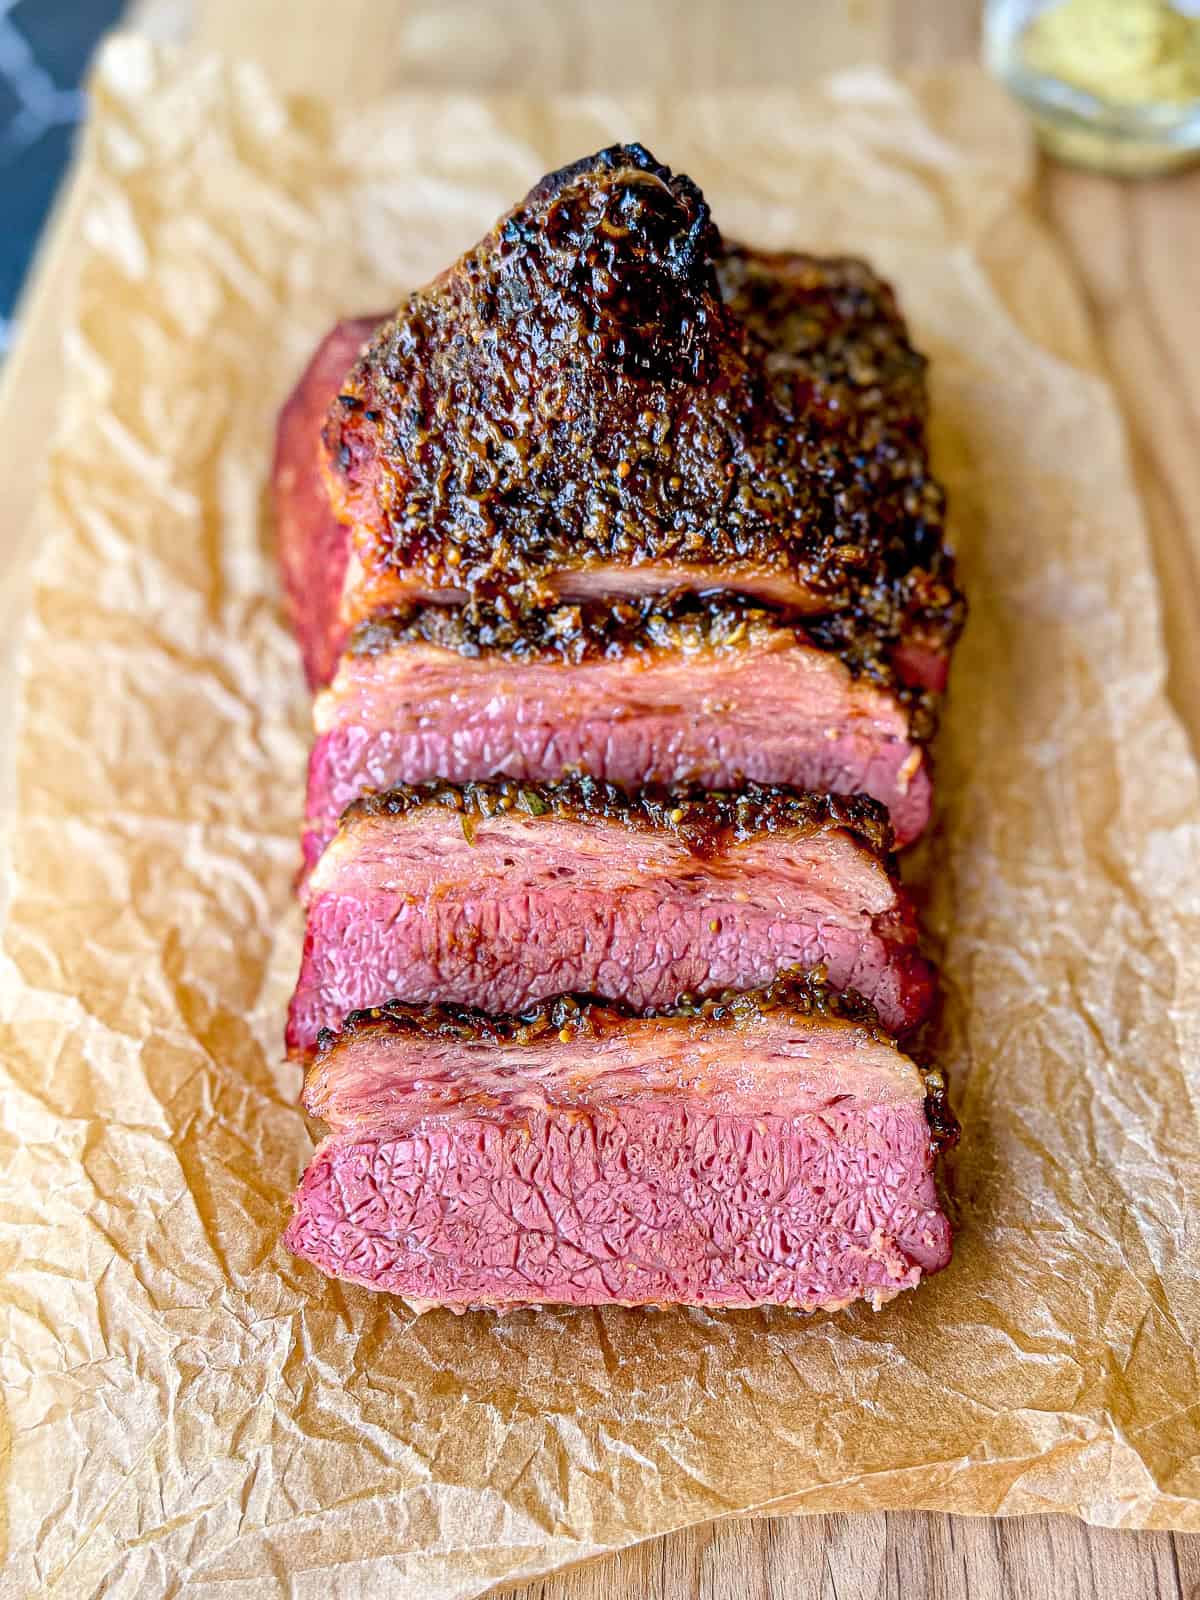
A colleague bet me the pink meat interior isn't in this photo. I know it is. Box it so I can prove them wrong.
[306,637,932,860]
[286,1009,951,1311]
[287,808,933,1057]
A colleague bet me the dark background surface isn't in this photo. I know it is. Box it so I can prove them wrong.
[0,0,123,351]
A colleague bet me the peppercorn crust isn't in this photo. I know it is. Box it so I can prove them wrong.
[340,774,895,858]
[310,974,960,1155]
[324,143,963,679]
[344,592,940,740]
[317,969,885,1052]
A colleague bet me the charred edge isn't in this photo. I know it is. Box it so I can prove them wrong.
[324,141,962,671]
[921,1069,960,1154]
[313,969,888,1055]
[339,774,894,858]
[345,590,781,660]
[715,242,963,667]
[519,142,720,285]
[345,595,942,738]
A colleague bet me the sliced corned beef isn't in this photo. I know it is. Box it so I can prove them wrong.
[287,777,933,1058]
[272,143,962,1323]
[284,978,955,1311]
[302,595,937,873]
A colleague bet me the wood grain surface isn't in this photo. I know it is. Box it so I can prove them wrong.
[1038,161,1200,757]
[9,1,1199,1595]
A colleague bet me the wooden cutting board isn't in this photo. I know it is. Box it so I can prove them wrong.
[4,2,1196,1596]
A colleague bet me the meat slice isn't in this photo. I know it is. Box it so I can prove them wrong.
[288,777,933,1058]
[284,979,956,1311]
[323,144,961,677]
[273,316,381,688]
[302,596,937,872]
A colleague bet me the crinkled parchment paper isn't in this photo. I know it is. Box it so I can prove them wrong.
[1,38,1198,1600]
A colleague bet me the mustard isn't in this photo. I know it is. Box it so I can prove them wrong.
[1022,0,1200,107]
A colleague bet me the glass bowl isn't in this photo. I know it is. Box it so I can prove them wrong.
[984,0,1200,175]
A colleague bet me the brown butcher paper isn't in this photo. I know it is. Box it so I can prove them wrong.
[0,38,1198,1600]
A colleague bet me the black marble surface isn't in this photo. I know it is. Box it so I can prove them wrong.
[0,0,125,352]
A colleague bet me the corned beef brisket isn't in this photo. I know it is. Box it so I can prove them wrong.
[273,142,961,1314]
[322,146,960,664]
[287,778,933,1058]
[285,979,955,1312]
[272,150,960,846]
[301,596,936,863]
